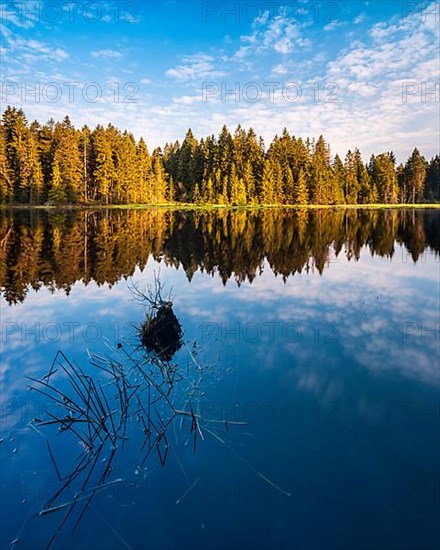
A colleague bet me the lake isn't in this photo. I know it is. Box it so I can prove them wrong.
[1,207,439,550]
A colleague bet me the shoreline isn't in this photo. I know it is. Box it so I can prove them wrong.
[1,203,439,211]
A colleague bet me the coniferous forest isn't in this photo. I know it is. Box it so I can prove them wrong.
[0,106,439,206]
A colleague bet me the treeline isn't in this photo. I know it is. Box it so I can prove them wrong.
[1,209,439,304]
[0,106,439,206]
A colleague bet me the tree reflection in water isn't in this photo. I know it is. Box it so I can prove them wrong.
[0,208,438,305]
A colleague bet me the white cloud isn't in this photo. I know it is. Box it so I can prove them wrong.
[237,14,312,56]
[0,2,34,29]
[166,53,225,81]
[272,64,288,75]
[172,95,203,105]
[323,21,346,32]
[91,49,123,59]
[121,12,140,24]
[1,34,69,62]
[1,0,438,163]
[354,13,367,24]
[53,48,69,60]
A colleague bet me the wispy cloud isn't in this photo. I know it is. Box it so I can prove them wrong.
[91,49,123,58]
[0,0,438,162]
[354,13,367,25]
[235,11,311,59]
[324,21,347,32]
[1,33,69,62]
[172,95,203,105]
[0,1,35,29]
[166,53,225,81]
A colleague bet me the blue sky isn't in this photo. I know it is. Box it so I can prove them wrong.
[0,0,439,162]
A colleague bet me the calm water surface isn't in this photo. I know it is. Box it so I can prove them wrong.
[1,208,439,550]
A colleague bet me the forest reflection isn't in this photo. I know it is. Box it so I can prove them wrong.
[1,208,439,305]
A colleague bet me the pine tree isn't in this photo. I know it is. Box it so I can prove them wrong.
[137,137,152,203]
[0,127,12,202]
[272,159,284,204]
[397,163,406,203]
[424,156,440,202]
[217,125,233,181]
[37,119,55,196]
[1,107,40,202]
[284,166,295,204]
[236,178,247,206]
[178,129,199,196]
[48,157,65,203]
[242,161,256,204]
[115,131,138,203]
[80,126,91,203]
[404,148,426,203]
[219,176,229,205]
[192,182,202,204]
[332,155,345,204]
[23,130,44,204]
[260,159,274,204]
[167,176,176,203]
[355,149,373,204]
[294,169,308,205]
[229,163,240,205]
[344,150,360,204]
[92,125,114,204]
[51,116,83,202]
[246,128,264,199]
[202,176,214,204]
[369,153,398,203]
[0,107,432,207]
[151,150,167,203]
[310,136,332,204]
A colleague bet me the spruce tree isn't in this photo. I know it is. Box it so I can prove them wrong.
[151,150,167,203]
[137,137,152,203]
[404,148,426,203]
[344,150,360,204]
[424,156,440,202]
[243,161,256,204]
[369,153,398,203]
[0,127,12,202]
[192,182,202,204]
[92,125,114,204]
[202,176,214,204]
[0,106,432,207]
[260,159,274,204]
[332,155,346,204]
[294,169,308,205]
[48,157,65,203]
